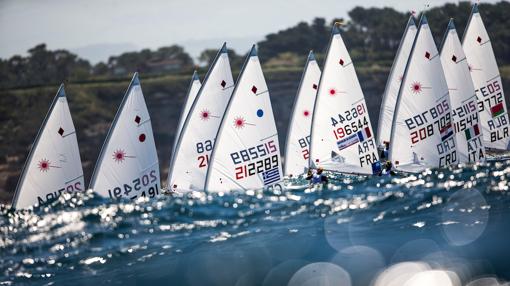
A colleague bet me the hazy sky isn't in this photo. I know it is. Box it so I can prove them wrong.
[0,0,495,63]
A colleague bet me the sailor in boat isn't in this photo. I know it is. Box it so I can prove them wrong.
[381,161,396,176]
[306,167,329,185]
[380,142,390,159]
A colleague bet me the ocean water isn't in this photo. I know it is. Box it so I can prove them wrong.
[1,161,510,286]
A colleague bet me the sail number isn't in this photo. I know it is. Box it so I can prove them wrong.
[405,99,451,144]
[475,79,501,100]
[452,98,478,133]
[298,136,311,159]
[196,140,213,153]
[453,112,478,133]
[330,103,366,127]
[235,155,279,180]
[196,139,213,168]
[333,117,369,140]
[452,99,477,120]
[107,169,159,200]
[230,139,280,181]
[37,181,83,205]
[230,140,278,164]
[477,90,503,114]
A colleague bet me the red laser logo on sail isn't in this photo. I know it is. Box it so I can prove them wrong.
[303,110,310,117]
[38,159,51,172]
[411,82,423,94]
[113,150,126,163]
[234,117,246,129]
[200,109,210,120]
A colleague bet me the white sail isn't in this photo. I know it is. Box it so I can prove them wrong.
[172,71,201,155]
[284,51,321,177]
[440,19,486,163]
[389,15,458,173]
[89,73,161,200]
[376,16,417,149]
[205,46,283,192]
[309,23,380,175]
[462,4,510,150]
[12,85,84,209]
[167,43,234,192]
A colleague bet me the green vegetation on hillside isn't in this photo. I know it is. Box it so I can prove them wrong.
[2,2,509,90]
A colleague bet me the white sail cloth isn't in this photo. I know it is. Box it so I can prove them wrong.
[462,4,510,150]
[172,71,201,155]
[440,19,485,163]
[284,51,321,177]
[389,15,458,173]
[377,17,417,149]
[309,23,380,175]
[90,73,161,200]
[168,44,234,192]
[12,85,84,209]
[205,46,283,192]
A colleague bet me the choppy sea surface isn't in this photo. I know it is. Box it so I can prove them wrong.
[1,161,510,286]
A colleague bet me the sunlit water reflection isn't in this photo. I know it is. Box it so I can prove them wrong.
[1,160,510,285]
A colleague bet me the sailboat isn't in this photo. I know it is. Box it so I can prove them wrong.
[284,51,321,177]
[205,45,283,192]
[376,16,417,153]
[309,23,380,175]
[462,3,510,152]
[172,71,201,155]
[389,15,458,173]
[167,43,234,192]
[440,19,485,163]
[89,73,160,200]
[12,85,84,209]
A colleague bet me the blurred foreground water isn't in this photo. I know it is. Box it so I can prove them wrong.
[1,161,510,285]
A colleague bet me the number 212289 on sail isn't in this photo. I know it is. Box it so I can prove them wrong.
[231,140,279,180]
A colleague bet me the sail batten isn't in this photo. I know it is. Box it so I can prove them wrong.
[284,51,321,177]
[205,45,283,191]
[89,73,160,200]
[12,85,84,209]
[309,23,379,175]
[462,4,510,151]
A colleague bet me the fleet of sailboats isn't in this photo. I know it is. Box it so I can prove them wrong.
[11,4,510,208]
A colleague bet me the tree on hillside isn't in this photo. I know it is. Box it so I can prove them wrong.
[258,17,330,60]
[106,45,194,76]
